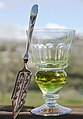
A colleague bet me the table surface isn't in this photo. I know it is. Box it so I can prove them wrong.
[0,105,83,119]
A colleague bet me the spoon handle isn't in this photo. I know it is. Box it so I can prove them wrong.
[23,4,38,60]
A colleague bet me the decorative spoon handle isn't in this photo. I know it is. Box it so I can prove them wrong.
[23,4,38,60]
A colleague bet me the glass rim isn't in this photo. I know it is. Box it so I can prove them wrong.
[26,28,75,33]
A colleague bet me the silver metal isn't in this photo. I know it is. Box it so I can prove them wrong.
[23,4,38,60]
[11,4,38,119]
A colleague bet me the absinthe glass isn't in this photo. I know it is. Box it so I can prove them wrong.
[30,29,75,116]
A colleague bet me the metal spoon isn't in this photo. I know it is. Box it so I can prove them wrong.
[11,4,38,119]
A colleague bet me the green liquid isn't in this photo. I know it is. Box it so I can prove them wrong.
[35,70,67,94]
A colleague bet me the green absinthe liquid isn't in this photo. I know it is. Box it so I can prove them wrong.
[35,70,67,94]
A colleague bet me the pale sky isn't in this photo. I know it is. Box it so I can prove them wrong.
[0,0,83,40]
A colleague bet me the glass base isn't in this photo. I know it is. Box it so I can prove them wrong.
[31,104,72,116]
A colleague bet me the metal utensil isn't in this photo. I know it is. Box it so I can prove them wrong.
[11,4,38,119]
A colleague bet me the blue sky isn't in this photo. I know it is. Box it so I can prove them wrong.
[0,0,83,40]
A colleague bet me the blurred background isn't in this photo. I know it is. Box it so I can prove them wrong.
[0,0,83,106]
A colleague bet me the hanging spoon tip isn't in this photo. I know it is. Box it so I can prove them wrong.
[31,4,38,15]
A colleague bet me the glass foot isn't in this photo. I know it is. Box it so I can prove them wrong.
[31,104,72,116]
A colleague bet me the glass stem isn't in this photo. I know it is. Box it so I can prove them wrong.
[42,93,59,108]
